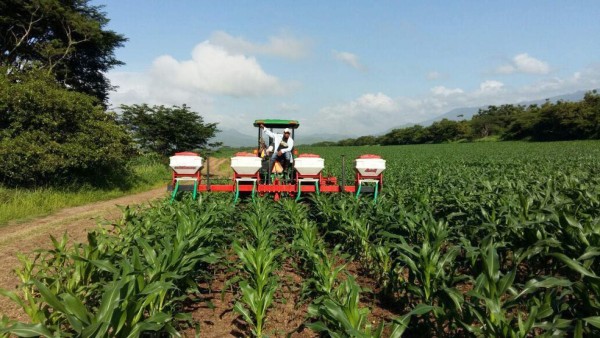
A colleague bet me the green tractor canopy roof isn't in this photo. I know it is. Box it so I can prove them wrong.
[253,119,299,129]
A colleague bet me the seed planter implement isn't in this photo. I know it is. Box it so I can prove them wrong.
[167,119,386,203]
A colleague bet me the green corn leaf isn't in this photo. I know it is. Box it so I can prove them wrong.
[305,320,328,333]
[1,323,53,337]
[574,319,583,338]
[32,280,67,313]
[550,253,599,279]
[233,301,253,327]
[0,288,25,308]
[174,312,193,322]
[96,280,124,326]
[126,321,165,338]
[583,316,600,329]
[518,305,538,335]
[81,321,103,338]
[140,281,175,295]
[60,293,90,327]
[515,277,572,299]
[498,269,516,295]
[484,244,500,281]
[578,247,600,261]
[89,259,119,274]
[442,287,464,312]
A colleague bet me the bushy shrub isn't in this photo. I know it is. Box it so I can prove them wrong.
[0,67,135,186]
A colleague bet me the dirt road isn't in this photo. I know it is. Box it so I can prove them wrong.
[0,187,168,320]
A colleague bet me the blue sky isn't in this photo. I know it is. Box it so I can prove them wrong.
[94,0,600,137]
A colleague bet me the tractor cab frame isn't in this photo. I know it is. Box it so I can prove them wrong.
[253,119,299,184]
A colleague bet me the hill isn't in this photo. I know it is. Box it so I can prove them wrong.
[213,128,256,147]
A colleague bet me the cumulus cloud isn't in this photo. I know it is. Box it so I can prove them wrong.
[478,80,504,93]
[150,42,284,97]
[497,53,550,75]
[209,31,310,60]
[332,50,366,70]
[309,93,404,135]
[521,65,600,95]
[431,86,464,96]
[108,39,291,128]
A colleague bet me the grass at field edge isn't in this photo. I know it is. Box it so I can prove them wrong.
[0,162,170,227]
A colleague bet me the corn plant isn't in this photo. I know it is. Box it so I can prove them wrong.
[307,276,384,337]
[232,198,284,337]
[460,239,575,337]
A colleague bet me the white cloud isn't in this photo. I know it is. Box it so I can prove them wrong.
[307,64,600,136]
[150,42,284,97]
[309,93,408,135]
[478,80,504,93]
[332,50,366,70]
[431,86,464,96]
[209,31,310,60]
[521,65,600,95]
[497,53,550,75]
[108,40,290,128]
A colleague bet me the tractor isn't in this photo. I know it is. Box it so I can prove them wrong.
[168,119,385,203]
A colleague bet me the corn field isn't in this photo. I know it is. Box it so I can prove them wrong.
[1,140,600,337]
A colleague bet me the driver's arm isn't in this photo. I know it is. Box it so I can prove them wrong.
[263,127,275,139]
[280,137,294,153]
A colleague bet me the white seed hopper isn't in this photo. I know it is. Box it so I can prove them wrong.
[231,152,262,175]
[355,154,386,177]
[169,152,203,175]
[295,154,324,176]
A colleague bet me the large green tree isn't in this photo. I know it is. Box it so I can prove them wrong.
[0,66,135,187]
[119,104,221,156]
[0,0,126,104]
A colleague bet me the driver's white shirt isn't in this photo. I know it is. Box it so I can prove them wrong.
[263,129,294,154]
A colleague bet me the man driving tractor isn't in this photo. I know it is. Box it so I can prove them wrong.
[260,124,294,168]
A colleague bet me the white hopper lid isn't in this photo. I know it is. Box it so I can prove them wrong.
[169,152,203,175]
[354,154,386,176]
[295,153,324,176]
[231,152,262,175]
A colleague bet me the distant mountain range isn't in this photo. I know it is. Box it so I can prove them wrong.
[213,128,257,148]
[213,89,596,147]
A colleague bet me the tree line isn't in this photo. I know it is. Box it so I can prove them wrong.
[313,91,600,147]
[0,0,217,187]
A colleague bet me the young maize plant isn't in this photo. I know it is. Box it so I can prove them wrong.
[459,239,575,338]
[232,199,283,337]
[306,275,417,338]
